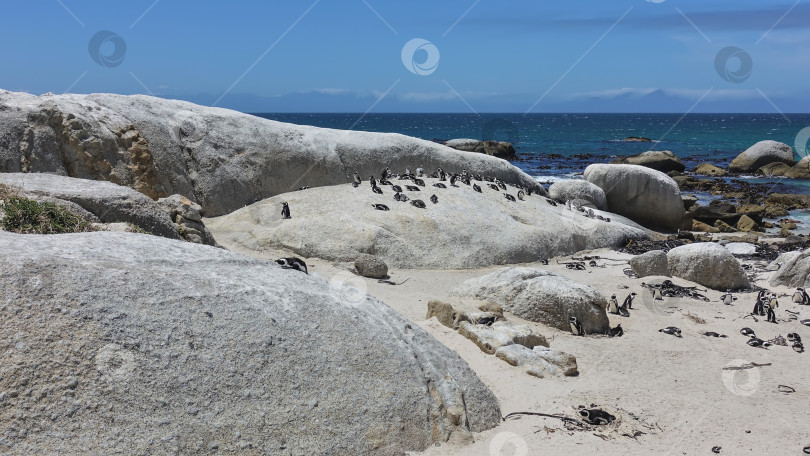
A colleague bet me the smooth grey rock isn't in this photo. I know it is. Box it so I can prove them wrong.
[451,267,610,334]
[548,179,608,211]
[0,231,500,455]
[728,140,795,173]
[583,164,684,230]
[444,139,517,160]
[457,321,548,355]
[426,300,504,329]
[354,254,388,279]
[629,250,670,278]
[724,242,757,256]
[0,91,544,217]
[205,181,650,269]
[667,243,750,290]
[610,150,685,173]
[0,173,178,239]
[494,345,578,378]
[770,250,810,287]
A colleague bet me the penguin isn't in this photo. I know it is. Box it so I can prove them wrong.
[792,288,805,303]
[488,183,500,191]
[405,166,411,175]
[802,288,810,305]
[652,287,663,301]
[372,203,390,211]
[462,168,468,178]
[473,174,483,181]
[450,174,458,186]
[802,319,810,327]
[416,166,425,178]
[753,298,764,316]
[381,167,390,180]
[379,178,392,186]
[605,218,611,223]
[413,178,426,187]
[473,184,482,193]
[281,202,291,219]
[765,303,777,324]
[410,199,426,209]
[517,190,525,201]
[394,192,409,202]
[540,259,549,265]
[793,341,805,353]
[720,290,736,305]
[369,176,377,187]
[438,168,446,181]
[769,294,779,309]
[747,337,770,348]
[371,185,383,194]
[484,176,495,182]
[579,409,616,426]
[701,331,727,338]
[659,327,682,337]
[607,295,619,314]
[740,327,756,338]
[433,183,447,189]
[276,257,308,274]
[406,185,421,192]
[617,302,630,318]
[623,292,637,309]
[497,180,506,191]
[569,316,584,336]
[430,194,438,204]
[461,176,471,186]
[546,199,558,207]
[587,209,595,218]
[756,289,768,305]
[607,324,623,337]
[352,172,361,187]
[297,186,309,191]
[477,316,497,326]
[787,333,802,343]
[504,194,516,202]
[597,215,605,221]
[588,260,597,268]
[392,185,403,193]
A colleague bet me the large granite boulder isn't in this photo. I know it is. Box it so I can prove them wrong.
[0,232,500,455]
[0,173,179,239]
[610,150,685,173]
[583,164,685,230]
[784,156,810,179]
[728,140,795,173]
[629,250,670,278]
[450,267,610,334]
[667,243,750,290]
[770,250,810,288]
[0,91,544,217]
[548,179,608,211]
[206,179,650,269]
[444,139,517,160]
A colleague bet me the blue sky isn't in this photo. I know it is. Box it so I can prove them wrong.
[1,0,808,112]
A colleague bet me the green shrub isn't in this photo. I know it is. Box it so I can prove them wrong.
[0,186,92,234]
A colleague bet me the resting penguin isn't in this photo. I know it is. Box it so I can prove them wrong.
[569,316,584,336]
[740,327,756,338]
[433,182,447,189]
[413,178,426,187]
[794,341,805,353]
[504,194,516,202]
[276,257,308,274]
[488,183,500,191]
[381,167,390,180]
[623,292,637,309]
[372,204,390,211]
[747,337,770,348]
[608,295,619,314]
[473,184,482,193]
[497,179,506,191]
[430,194,438,204]
[392,185,403,193]
[659,327,682,337]
[788,333,802,343]
[371,185,383,194]
[394,192,409,202]
[579,409,616,425]
[281,202,291,219]
[803,319,810,327]
[720,290,736,305]
[617,301,630,318]
[410,199,426,209]
[792,288,806,303]
[406,185,421,192]
[607,324,623,337]
[701,331,727,338]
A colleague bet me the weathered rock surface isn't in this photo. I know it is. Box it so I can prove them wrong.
[758,162,791,176]
[494,345,578,378]
[444,139,517,160]
[354,254,389,279]
[0,173,179,239]
[426,300,504,330]
[206,180,650,269]
[0,91,544,217]
[0,232,501,455]
[629,250,670,278]
[583,164,685,230]
[784,156,810,179]
[770,250,810,287]
[667,243,750,290]
[610,150,685,173]
[548,179,608,211]
[157,194,216,245]
[451,267,610,334]
[694,163,727,177]
[723,242,757,255]
[457,321,548,355]
[728,140,795,173]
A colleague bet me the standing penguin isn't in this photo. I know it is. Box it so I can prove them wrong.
[793,288,806,304]
[769,293,779,309]
[766,303,778,324]
[753,297,764,316]
[652,287,663,301]
[450,174,458,187]
[473,183,482,193]
[438,168,447,181]
[352,172,361,187]
[623,292,637,310]
[720,290,736,305]
[569,316,584,336]
[416,165,425,177]
[608,295,619,314]
[281,202,291,219]
[369,176,377,187]
[430,194,438,204]
[517,190,525,201]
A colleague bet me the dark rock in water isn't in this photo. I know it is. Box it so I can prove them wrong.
[621,136,652,143]
[682,195,698,211]
[757,162,791,177]
[610,150,686,173]
[767,193,810,210]
[444,139,517,160]
[695,163,728,177]
[690,201,738,224]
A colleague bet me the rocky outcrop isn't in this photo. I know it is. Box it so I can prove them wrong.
[694,163,727,177]
[784,156,810,179]
[451,267,610,334]
[444,139,517,160]
[583,164,685,230]
[548,179,608,211]
[629,250,670,277]
[206,179,650,269]
[426,300,504,330]
[770,250,810,288]
[757,162,791,176]
[0,91,544,217]
[495,345,578,378]
[354,254,389,279]
[610,150,685,173]
[458,321,548,355]
[728,140,795,173]
[667,243,750,290]
[157,194,216,245]
[0,231,500,455]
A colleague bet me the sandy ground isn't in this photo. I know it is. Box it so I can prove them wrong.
[214,238,810,456]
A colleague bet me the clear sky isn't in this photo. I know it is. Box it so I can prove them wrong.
[1,0,808,112]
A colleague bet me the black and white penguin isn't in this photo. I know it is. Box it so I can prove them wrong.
[617,302,630,317]
[394,192,409,202]
[757,289,769,305]
[462,168,468,178]
[352,172,361,187]
[588,260,597,268]
[792,288,805,303]
[517,190,525,201]
[297,186,309,191]
[753,298,764,316]
[276,257,308,274]
[416,166,425,177]
[769,293,779,309]
[433,183,447,189]
[740,327,756,338]
[569,316,584,336]
[381,167,390,180]
[765,303,777,324]
[438,168,446,181]
[607,324,623,337]
[473,174,483,181]
[281,202,291,219]
[461,176,471,186]
[540,259,549,265]
[411,199,426,208]
[473,184,482,193]
[587,209,595,218]
[659,327,682,337]
[413,178,426,187]
[488,183,500,191]
[701,331,727,338]
[608,295,619,314]
[372,203,389,211]
[379,178,392,186]
[787,333,802,343]
[405,166,411,175]
[392,185,403,193]
[369,176,377,187]
[430,194,438,204]
[579,409,616,426]
[406,185,421,192]
[747,337,770,348]
[652,287,663,301]
[802,319,810,327]
[793,341,805,353]
[371,185,383,194]
[484,176,495,182]
[497,179,506,191]
[504,194,516,202]
[623,292,637,309]
[546,198,558,207]
[720,290,736,305]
